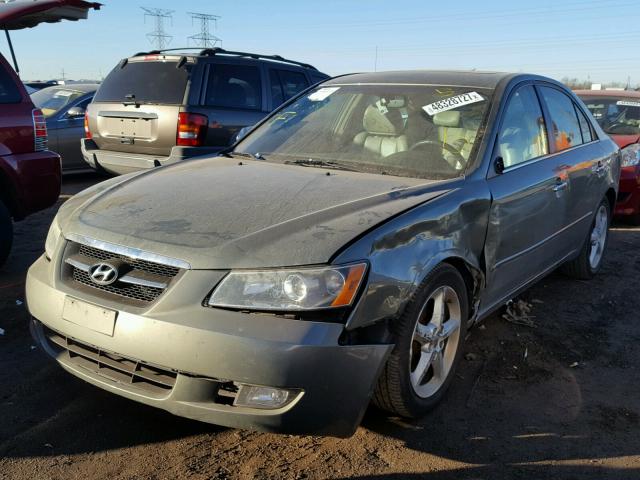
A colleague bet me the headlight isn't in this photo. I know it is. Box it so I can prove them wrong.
[208,263,367,311]
[621,143,640,167]
[44,215,62,260]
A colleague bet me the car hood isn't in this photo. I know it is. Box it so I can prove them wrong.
[0,0,101,30]
[59,157,451,269]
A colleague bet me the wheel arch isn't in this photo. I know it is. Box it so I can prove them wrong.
[605,187,616,215]
[441,256,484,322]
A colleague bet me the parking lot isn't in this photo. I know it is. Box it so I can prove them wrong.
[0,173,638,479]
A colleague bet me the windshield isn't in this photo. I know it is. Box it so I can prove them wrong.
[236,84,493,180]
[93,60,190,105]
[31,87,85,117]
[580,96,640,136]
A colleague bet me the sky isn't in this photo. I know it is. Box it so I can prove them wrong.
[3,0,639,86]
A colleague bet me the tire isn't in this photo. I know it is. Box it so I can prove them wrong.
[373,263,469,418]
[562,197,610,280]
[0,201,13,268]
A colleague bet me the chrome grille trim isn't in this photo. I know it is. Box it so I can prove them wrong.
[65,253,169,289]
[65,233,191,270]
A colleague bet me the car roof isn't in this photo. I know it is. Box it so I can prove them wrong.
[130,48,324,73]
[574,89,640,98]
[38,83,99,93]
[325,70,515,89]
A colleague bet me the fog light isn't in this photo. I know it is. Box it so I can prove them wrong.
[233,384,299,409]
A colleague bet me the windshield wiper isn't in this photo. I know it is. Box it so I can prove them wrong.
[284,158,358,171]
[219,151,254,159]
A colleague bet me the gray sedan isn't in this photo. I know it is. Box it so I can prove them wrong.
[31,83,98,171]
[27,71,619,437]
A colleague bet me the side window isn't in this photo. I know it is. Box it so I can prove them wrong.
[539,86,583,152]
[76,96,93,110]
[575,105,593,143]
[205,64,262,110]
[498,85,548,168]
[277,70,308,101]
[269,70,284,108]
[269,69,309,107]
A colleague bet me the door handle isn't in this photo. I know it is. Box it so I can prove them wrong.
[594,161,607,176]
[552,179,568,192]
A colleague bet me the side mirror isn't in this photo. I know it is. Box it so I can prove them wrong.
[66,106,85,118]
[494,156,505,174]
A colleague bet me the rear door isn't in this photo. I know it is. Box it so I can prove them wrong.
[537,85,605,247]
[483,84,571,309]
[88,57,191,156]
[193,61,267,148]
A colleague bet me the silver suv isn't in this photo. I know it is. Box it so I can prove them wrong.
[82,48,329,175]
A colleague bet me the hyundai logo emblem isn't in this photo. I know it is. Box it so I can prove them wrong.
[89,262,119,286]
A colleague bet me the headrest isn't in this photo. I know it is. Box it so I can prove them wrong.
[433,111,461,127]
[363,105,404,135]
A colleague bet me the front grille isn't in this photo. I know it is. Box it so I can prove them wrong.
[72,268,164,303]
[64,242,182,305]
[78,244,180,277]
[43,325,177,396]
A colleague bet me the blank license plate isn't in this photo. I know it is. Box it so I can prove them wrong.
[62,297,117,336]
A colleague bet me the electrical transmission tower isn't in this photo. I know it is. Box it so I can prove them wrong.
[141,7,174,50]
[188,12,222,48]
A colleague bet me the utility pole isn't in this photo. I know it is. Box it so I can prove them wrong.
[374,46,378,72]
[141,7,174,50]
[188,12,222,48]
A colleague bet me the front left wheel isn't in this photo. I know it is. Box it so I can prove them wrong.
[373,264,468,418]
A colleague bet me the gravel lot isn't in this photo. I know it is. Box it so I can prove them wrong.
[1,173,639,480]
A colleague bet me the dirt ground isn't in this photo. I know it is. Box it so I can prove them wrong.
[1,173,639,480]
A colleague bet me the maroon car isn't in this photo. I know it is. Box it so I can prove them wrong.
[577,90,640,223]
[0,0,101,266]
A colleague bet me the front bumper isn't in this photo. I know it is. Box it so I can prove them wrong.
[614,165,640,219]
[26,255,391,437]
[81,139,223,176]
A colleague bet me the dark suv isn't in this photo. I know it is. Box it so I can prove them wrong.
[0,52,61,266]
[82,48,329,175]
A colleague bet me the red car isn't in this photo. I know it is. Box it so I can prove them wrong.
[0,0,101,266]
[576,90,640,223]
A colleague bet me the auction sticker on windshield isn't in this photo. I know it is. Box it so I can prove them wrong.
[617,100,640,108]
[423,91,484,116]
[308,87,340,102]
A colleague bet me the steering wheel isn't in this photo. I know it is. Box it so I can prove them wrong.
[410,139,465,166]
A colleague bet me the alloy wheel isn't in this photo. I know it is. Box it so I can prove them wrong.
[409,285,462,399]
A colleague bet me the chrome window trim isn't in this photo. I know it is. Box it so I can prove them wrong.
[501,138,600,174]
[65,233,191,270]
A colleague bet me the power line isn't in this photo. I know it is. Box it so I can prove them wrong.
[141,7,174,50]
[188,12,222,48]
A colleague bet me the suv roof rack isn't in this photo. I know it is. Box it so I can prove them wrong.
[133,47,318,71]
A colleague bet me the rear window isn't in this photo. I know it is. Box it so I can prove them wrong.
[0,66,22,104]
[94,60,189,104]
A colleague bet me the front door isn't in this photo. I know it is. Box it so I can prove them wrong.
[483,84,571,309]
